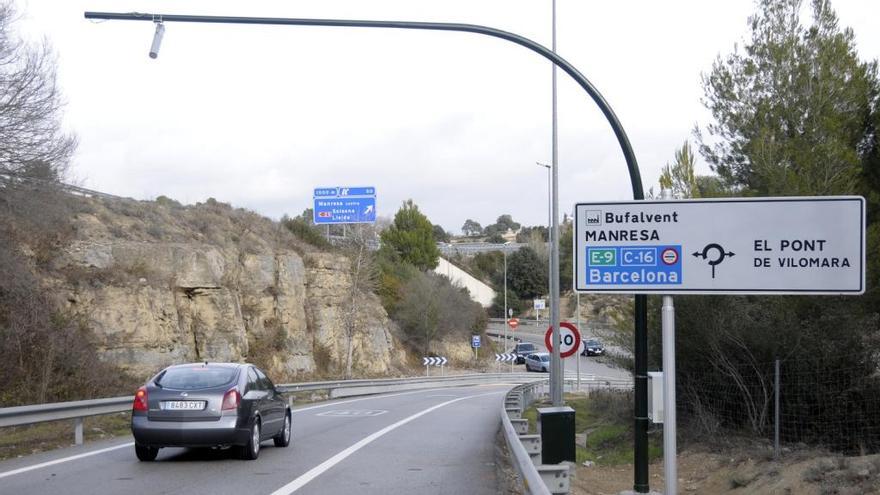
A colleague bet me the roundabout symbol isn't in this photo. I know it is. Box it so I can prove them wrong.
[692,243,735,279]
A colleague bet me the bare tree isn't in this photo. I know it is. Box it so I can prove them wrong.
[0,1,76,179]
[706,329,771,435]
[341,224,378,379]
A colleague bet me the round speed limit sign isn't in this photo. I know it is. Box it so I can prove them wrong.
[544,322,582,358]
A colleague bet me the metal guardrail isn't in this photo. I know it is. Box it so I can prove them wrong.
[502,377,635,495]
[0,397,132,428]
[0,373,540,445]
[502,380,553,495]
[279,372,540,399]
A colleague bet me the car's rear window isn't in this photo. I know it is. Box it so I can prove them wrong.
[518,343,536,351]
[156,367,237,390]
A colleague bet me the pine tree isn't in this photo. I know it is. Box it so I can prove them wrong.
[380,200,440,271]
[697,0,877,196]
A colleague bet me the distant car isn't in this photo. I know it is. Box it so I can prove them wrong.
[525,352,550,372]
[130,362,291,461]
[581,339,606,356]
[512,342,538,364]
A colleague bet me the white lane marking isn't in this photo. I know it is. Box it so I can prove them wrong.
[270,390,505,495]
[292,387,458,413]
[0,442,134,480]
[315,410,388,417]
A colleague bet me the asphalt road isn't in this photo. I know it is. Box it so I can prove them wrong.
[488,321,632,382]
[0,384,513,495]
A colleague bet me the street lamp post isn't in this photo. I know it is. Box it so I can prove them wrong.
[83,11,650,492]
[503,242,508,368]
[536,160,559,403]
[536,161,552,296]
[548,0,563,408]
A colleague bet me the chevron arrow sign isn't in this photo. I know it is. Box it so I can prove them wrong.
[422,357,447,366]
[495,353,516,362]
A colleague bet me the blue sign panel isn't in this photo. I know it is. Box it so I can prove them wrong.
[314,197,376,224]
[585,245,682,286]
[313,187,338,198]
[313,186,377,225]
[339,187,375,197]
[472,335,481,348]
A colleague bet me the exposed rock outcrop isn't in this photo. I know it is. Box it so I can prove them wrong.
[50,198,406,381]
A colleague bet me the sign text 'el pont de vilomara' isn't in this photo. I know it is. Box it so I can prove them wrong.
[573,197,865,295]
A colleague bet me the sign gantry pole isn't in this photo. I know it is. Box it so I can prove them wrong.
[659,188,677,495]
[576,291,580,391]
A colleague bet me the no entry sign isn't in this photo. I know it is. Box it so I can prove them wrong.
[544,322,581,358]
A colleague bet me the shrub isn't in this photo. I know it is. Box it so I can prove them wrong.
[392,270,486,356]
[281,216,331,250]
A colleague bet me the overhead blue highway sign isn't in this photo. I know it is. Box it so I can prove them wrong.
[313,186,376,225]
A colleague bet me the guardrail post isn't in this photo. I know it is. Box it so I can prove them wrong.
[74,417,84,445]
[510,418,529,435]
[537,464,571,494]
[518,434,542,464]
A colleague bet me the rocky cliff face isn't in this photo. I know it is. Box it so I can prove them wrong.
[48,197,405,381]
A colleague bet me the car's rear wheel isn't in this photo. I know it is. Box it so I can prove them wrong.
[274,413,291,448]
[240,420,261,460]
[135,444,158,462]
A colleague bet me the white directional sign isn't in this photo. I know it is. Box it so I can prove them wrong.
[533,299,546,310]
[495,353,516,362]
[574,197,865,295]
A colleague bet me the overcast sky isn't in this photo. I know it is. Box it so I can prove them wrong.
[14,0,880,233]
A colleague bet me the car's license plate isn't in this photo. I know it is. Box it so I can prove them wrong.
[162,401,206,410]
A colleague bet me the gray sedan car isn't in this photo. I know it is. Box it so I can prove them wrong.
[131,362,291,461]
[525,352,550,372]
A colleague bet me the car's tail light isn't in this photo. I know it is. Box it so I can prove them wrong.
[133,386,148,412]
[221,388,240,411]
